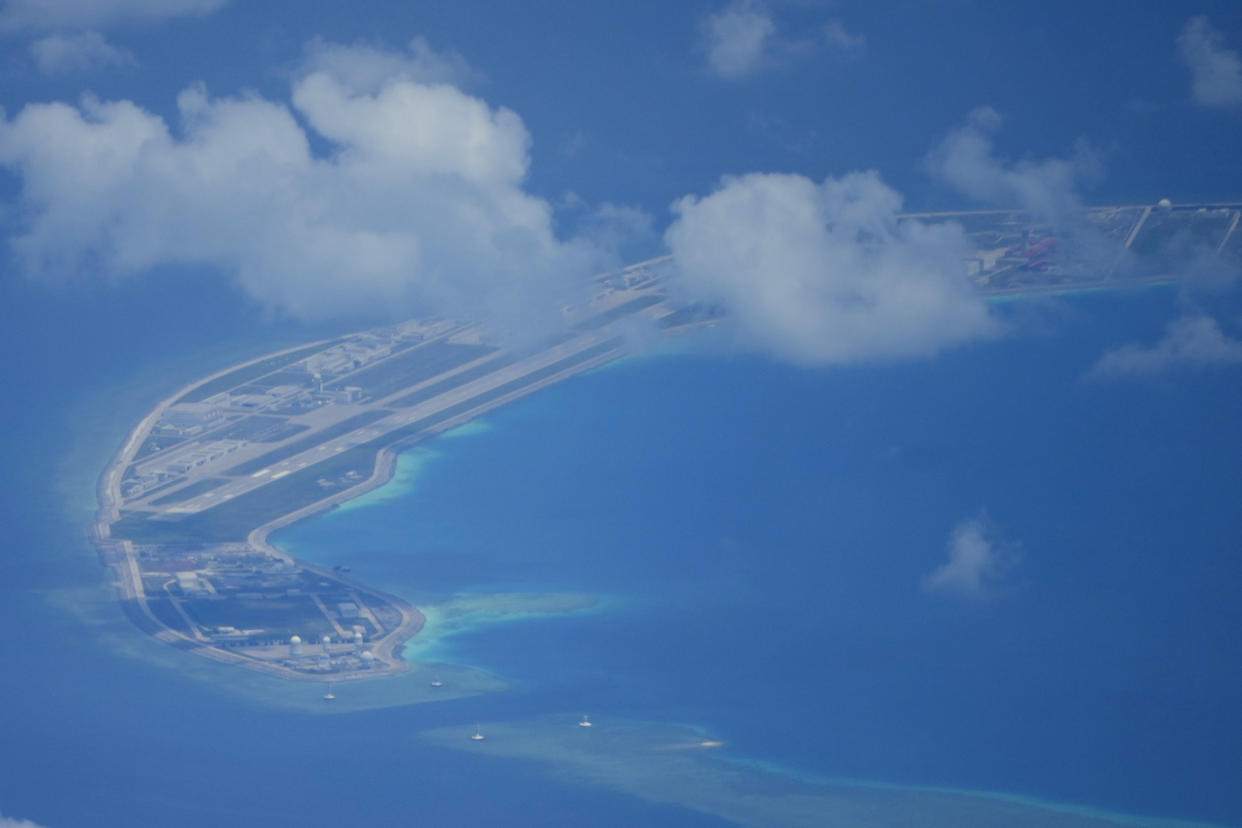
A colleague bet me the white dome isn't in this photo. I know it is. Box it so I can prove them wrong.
[289,635,302,644]
[322,635,332,643]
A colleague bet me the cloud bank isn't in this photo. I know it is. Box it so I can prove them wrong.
[1177,16,1242,110]
[1089,315,1242,379]
[0,0,226,31]
[664,170,994,364]
[29,30,134,74]
[0,39,618,333]
[921,516,1019,599]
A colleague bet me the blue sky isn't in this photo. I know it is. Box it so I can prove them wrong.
[3,1,1238,207]
[0,0,1239,362]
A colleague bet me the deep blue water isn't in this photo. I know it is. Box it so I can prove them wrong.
[278,287,1242,824]
[2,286,1241,827]
[0,275,730,827]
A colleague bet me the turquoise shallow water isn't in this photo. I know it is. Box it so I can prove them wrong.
[275,287,1242,825]
[1,285,1240,827]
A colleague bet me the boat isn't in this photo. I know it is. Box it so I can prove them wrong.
[323,683,335,701]
[430,677,443,687]
[471,724,485,741]
[579,714,592,727]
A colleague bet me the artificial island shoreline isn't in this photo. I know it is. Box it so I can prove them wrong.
[90,202,1242,685]
[92,257,689,683]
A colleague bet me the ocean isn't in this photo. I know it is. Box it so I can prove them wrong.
[1,285,1240,827]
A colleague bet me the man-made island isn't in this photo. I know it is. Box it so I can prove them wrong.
[91,202,1241,683]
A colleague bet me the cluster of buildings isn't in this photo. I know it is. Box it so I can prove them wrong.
[162,401,225,432]
[283,630,381,674]
[301,331,408,381]
[123,438,246,498]
[136,542,392,674]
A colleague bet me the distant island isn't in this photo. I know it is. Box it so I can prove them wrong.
[91,202,1241,683]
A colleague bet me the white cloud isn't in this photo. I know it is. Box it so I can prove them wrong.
[0,0,226,31]
[0,812,51,828]
[925,107,1100,222]
[299,35,483,93]
[664,170,995,364]
[1177,16,1242,109]
[700,3,862,79]
[0,43,624,334]
[29,30,134,74]
[565,199,656,261]
[1089,315,1242,379]
[701,0,775,79]
[823,20,864,56]
[921,516,1018,599]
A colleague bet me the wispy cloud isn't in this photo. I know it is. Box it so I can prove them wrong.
[925,107,1101,223]
[665,170,994,364]
[1088,315,1242,379]
[701,0,776,79]
[29,30,135,74]
[1177,16,1242,110]
[822,20,865,56]
[299,35,484,93]
[0,812,51,828]
[0,39,637,337]
[0,0,227,32]
[921,516,1019,599]
[700,2,863,79]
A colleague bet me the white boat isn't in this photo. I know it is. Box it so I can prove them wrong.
[471,724,485,741]
[579,714,592,727]
[323,683,335,701]
[430,677,443,687]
